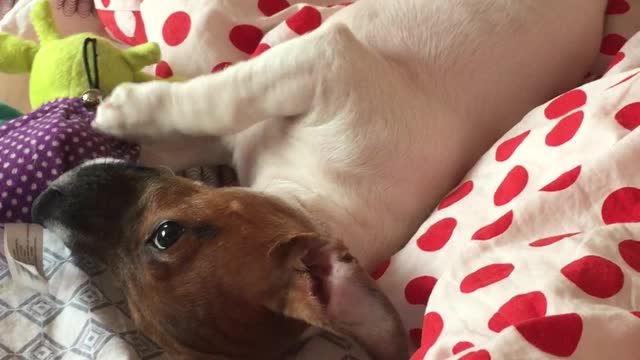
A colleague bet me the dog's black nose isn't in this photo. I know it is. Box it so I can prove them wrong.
[30,160,160,237]
[31,187,64,225]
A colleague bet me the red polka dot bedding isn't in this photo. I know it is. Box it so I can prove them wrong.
[2,0,640,359]
[386,9,640,360]
[95,0,352,78]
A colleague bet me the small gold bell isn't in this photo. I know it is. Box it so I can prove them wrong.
[81,88,103,107]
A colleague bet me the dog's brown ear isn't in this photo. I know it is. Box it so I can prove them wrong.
[267,234,409,360]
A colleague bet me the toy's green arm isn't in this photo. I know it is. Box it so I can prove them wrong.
[0,33,39,73]
[123,43,161,71]
[30,0,60,44]
[125,42,188,83]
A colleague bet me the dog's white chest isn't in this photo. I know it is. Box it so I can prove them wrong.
[230,116,440,268]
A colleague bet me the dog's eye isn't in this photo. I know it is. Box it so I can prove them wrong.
[151,221,184,250]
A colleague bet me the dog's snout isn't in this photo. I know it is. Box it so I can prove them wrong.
[30,159,155,235]
[32,187,64,225]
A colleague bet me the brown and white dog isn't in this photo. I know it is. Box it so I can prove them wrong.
[32,0,607,359]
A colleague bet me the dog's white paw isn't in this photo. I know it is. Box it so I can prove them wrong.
[94,82,173,140]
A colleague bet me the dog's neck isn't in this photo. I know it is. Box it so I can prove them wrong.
[254,178,378,271]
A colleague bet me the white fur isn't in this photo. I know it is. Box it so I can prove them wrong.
[80,158,125,167]
[93,0,606,270]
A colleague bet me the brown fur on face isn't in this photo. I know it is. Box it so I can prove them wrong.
[32,161,408,360]
[129,184,313,358]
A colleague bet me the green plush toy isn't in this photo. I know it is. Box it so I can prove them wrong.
[0,0,162,109]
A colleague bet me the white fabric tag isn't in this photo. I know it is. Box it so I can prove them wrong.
[2,223,48,292]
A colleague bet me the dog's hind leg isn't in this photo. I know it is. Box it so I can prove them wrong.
[93,23,384,140]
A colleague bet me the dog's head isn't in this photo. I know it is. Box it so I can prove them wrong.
[32,160,408,360]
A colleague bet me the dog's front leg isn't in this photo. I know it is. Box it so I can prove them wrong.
[94,23,371,139]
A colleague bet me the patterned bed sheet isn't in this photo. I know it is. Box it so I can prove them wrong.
[0,229,169,360]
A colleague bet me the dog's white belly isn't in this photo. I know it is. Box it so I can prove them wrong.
[227,0,607,269]
[231,110,461,270]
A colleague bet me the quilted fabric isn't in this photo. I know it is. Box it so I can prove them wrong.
[0,228,169,359]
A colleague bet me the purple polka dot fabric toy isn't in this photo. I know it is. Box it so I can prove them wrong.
[0,98,139,223]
